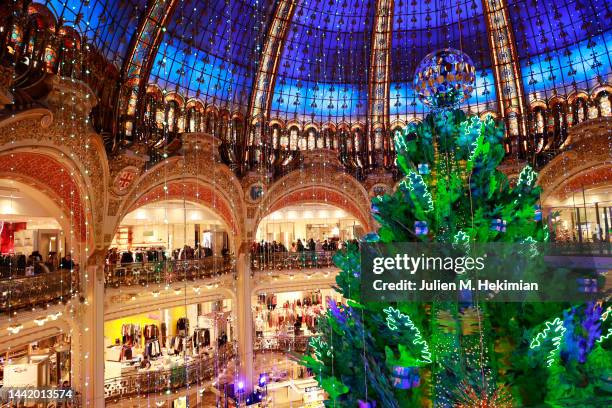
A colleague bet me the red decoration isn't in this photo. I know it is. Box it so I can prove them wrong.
[0,152,87,241]
[0,222,27,254]
[556,164,612,200]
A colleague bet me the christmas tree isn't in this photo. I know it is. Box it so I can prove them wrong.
[300,50,611,407]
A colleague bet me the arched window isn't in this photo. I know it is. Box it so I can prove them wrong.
[43,45,57,73]
[374,129,383,150]
[550,102,565,138]
[217,116,228,141]
[165,100,179,132]
[8,25,24,56]
[353,129,361,152]
[24,14,50,69]
[306,128,317,150]
[345,133,353,151]
[596,91,611,117]
[280,127,289,148]
[338,129,349,151]
[198,111,205,132]
[573,98,588,123]
[322,129,332,149]
[230,118,241,144]
[187,107,197,132]
[155,101,165,130]
[533,109,545,134]
[289,126,299,150]
[144,94,158,127]
[315,129,324,149]
[331,131,338,150]
[271,125,281,148]
[205,111,216,134]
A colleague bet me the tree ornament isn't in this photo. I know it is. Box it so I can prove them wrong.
[385,344,425,389]
[491,218,507,232]
[414,221,429,235]
[413,48,476,109]
[534,205,542,221]
[417,163,430,175]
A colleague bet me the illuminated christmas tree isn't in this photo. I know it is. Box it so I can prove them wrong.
[300,49,611,407]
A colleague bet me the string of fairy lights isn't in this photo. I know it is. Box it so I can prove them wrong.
[0,0,610,406]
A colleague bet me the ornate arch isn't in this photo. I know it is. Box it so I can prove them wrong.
[165,91,184,106]
[125,180,239,238]
[268,118,286,129]
[590,84,612,100]
[116,139,246,246]
[146,84,164,100]
[0,151,90,243]
[0,104,109,247]
[254,162,373,232]
[538,117,611,204]
[186,98,205,111]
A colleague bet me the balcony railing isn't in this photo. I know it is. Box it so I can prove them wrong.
[250,251,336,271]
[104,344,235,402]
[0,268,79,314]
[254,334,317,354]
[105,256,234,288]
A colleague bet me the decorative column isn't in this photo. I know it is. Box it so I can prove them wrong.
[81,250,106,408]
[367,0,394,167]
[235,243,254,392]
[246,0,297,163]
[482,0,528,154]
[118,0,179,139]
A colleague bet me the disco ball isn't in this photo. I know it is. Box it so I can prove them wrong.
[413,48,476,109]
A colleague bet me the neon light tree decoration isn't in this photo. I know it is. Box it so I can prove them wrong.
[300,48,611,407]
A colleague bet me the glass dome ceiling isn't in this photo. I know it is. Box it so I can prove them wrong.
[36,0,612,125]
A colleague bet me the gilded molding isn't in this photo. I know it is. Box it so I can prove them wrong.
[482,0,528,137]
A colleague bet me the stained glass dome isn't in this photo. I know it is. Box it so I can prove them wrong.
[23,0,611,130]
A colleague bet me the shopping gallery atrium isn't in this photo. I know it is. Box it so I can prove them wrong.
[0,0,610,407]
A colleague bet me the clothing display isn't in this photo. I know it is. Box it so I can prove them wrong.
[119,345,133,361]
[176,318,189,336]
[112,248,166,264]
[161,322,167,347]
[193,328,211,352]
[143,339,161,358]
[143,324,160,340]
[254,291,327,333]
[121,324,141,346]
[168,335,191,355]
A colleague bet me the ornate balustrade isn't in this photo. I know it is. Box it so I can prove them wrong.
[105,256,234,288]
[0,268,79,314]
[104,344,235,402]
[254,334,317,354]
[250,251,336,272]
